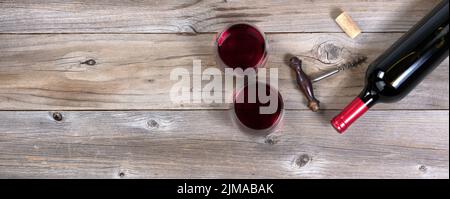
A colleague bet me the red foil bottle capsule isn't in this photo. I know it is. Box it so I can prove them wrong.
[331,97,368,133]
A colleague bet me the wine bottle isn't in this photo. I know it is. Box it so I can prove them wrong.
[331,0,449,134]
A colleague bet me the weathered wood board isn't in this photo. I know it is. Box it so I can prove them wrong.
[0,0,442,33]
[0,0,448,179]
[0,33,448,110]
[0,110,448,178]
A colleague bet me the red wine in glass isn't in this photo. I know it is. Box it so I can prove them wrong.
[216,23,268,69]
[233,83,284,132]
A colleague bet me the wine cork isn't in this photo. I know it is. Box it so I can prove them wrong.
[335,11,362,39]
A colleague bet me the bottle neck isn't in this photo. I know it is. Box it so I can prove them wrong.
[331,88,379,134]
[358,87,379,108]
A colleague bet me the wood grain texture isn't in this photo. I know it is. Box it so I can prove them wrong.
[0,110,447,178]
[0,0,442,33]
[0,33,448,110]
[0,0,448,179]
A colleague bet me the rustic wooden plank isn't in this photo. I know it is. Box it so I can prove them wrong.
[0,0,442,33]
[0,110,447,178]
[0,33,448,110]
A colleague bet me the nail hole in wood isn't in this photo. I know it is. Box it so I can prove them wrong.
[295,154,311,168]
[81,59,96,66]
[52,112,63,121]
[119,172,125,178]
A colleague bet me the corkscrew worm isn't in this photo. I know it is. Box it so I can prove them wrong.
[311,55,367,82]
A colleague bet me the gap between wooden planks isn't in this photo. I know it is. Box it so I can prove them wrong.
[0,0,442,33]
[0,33,448,110]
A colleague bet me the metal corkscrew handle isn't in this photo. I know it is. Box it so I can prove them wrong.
[289,56,320,112]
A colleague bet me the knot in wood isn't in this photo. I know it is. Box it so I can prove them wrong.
[264,135,279,145]
[52,112,63,121]
[147,119,159,129]
[419,165,427,172]
[81,59,96,66]
[314,42,343,64]
[295,154,311,168]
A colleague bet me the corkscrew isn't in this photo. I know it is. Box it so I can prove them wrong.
[311,55,367,82]
[289,57,320,112]
[288,55,367,112]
